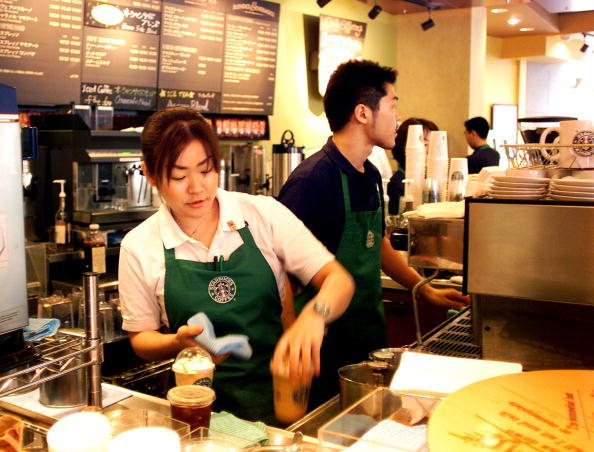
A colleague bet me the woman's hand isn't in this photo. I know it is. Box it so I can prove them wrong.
[271,306,325,383]
[419,285,469,309]
[175,325,230,364]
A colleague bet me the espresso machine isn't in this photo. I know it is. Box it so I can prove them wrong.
[0,84,32,369]
[465,198,594,370]
[219,143,270,195]
[28,115,155,243]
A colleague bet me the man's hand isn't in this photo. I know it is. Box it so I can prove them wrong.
[271,307,325,383]
[419,285,469,309]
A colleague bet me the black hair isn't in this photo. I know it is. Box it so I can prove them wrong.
[464,116,490,139]
[141,107,221,188]
[391,118,439,170]
[324,59,397,132]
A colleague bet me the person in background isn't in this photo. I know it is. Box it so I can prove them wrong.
[387,118,438,214]
[278,60,469,407]
[368,145,393,209]
[464,116,500,174]
[118,107,354,423]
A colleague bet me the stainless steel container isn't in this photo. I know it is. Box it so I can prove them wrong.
[368,347,405,366]
[39,357,87,407]
[407,216,465,272]
[272,130,303,197]
[338,361,397,410]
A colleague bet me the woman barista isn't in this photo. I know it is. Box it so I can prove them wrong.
[118,107,354,422]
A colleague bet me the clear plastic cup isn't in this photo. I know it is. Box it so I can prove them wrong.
[173,347,215,387]
[167,385,216,431]
[272,360,312,425]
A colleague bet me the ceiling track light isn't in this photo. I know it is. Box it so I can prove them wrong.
[580,34,589,53]
[368,2,382,20]
[317,0,332,7]
[421,7,434,31]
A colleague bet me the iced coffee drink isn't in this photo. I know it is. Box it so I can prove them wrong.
[273,360,312,425]
[167,385,215,431]
[173,347,215,387]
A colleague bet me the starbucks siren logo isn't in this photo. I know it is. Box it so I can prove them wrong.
[366,230,375,248]
[208,276,236,304]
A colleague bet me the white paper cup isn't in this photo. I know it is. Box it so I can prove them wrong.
[427,131,448,160]
[405,125,425,148]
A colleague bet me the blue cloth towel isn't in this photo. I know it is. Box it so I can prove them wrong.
[23,318,60,341]
[188,312,252,360]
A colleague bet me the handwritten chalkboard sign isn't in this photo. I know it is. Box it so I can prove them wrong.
[157,88,221,112]
[81,82,157,110]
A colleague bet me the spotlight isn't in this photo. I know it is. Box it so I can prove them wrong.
[317,0,332,7]
[421,18,435,30]
[368,3,382,20]
[580,33,589,53]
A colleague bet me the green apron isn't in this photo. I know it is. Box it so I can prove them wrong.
[164,225,283,423]
[299,170,387,406]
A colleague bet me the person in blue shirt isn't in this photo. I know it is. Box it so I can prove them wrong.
[464,117,500,174]
[278,60,469,408]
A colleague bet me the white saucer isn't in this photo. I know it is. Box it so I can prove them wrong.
[492,176,550,184]
[550,189,594,199]
[490,188,546,195]
[550,194,594,202]
[490,193,544,200]
[551,178,594,188]
[550,182,594,193]
[492,180,549,189]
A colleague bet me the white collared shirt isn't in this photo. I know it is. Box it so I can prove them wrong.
[118,188,334,332]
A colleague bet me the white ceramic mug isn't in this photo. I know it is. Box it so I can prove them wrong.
[540,120,594,168]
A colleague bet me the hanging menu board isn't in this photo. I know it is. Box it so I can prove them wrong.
[0,0,280,114]
[157,0,226,111]
[0,0,83,105]
[318,14,366,96]
[220,0,279,115]
[81,0,160,109]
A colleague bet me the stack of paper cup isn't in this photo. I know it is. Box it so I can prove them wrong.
[426,131,449,202]
[405,124,426,208]
[447,157,469,201]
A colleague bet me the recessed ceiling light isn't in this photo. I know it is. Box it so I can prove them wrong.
[507,17,521,26]
[520,27,535,32]
[490,8,508,14]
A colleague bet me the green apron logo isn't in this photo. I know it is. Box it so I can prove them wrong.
[366,230,375,248]
[208,276,237,303]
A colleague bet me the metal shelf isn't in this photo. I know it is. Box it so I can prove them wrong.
[503,143,594,170]
[0,334,101,397]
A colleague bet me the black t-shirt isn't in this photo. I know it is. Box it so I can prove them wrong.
[467,145,500,174]
[277,137,384,254]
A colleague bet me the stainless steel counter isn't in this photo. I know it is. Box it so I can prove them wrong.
[0,384,320,450]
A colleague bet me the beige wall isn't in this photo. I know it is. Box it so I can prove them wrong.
[266,2,522,160]
[264,0,397,151]
[484,37,519,119]
[395,7,487,158]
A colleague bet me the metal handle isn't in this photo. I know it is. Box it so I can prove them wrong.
[84,272,103,409]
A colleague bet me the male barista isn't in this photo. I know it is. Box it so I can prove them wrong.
[278,60,469,406]
[464,116,500,174]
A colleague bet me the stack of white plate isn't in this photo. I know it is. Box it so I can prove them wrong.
[488,176,549,200]
[549,178,594,201]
